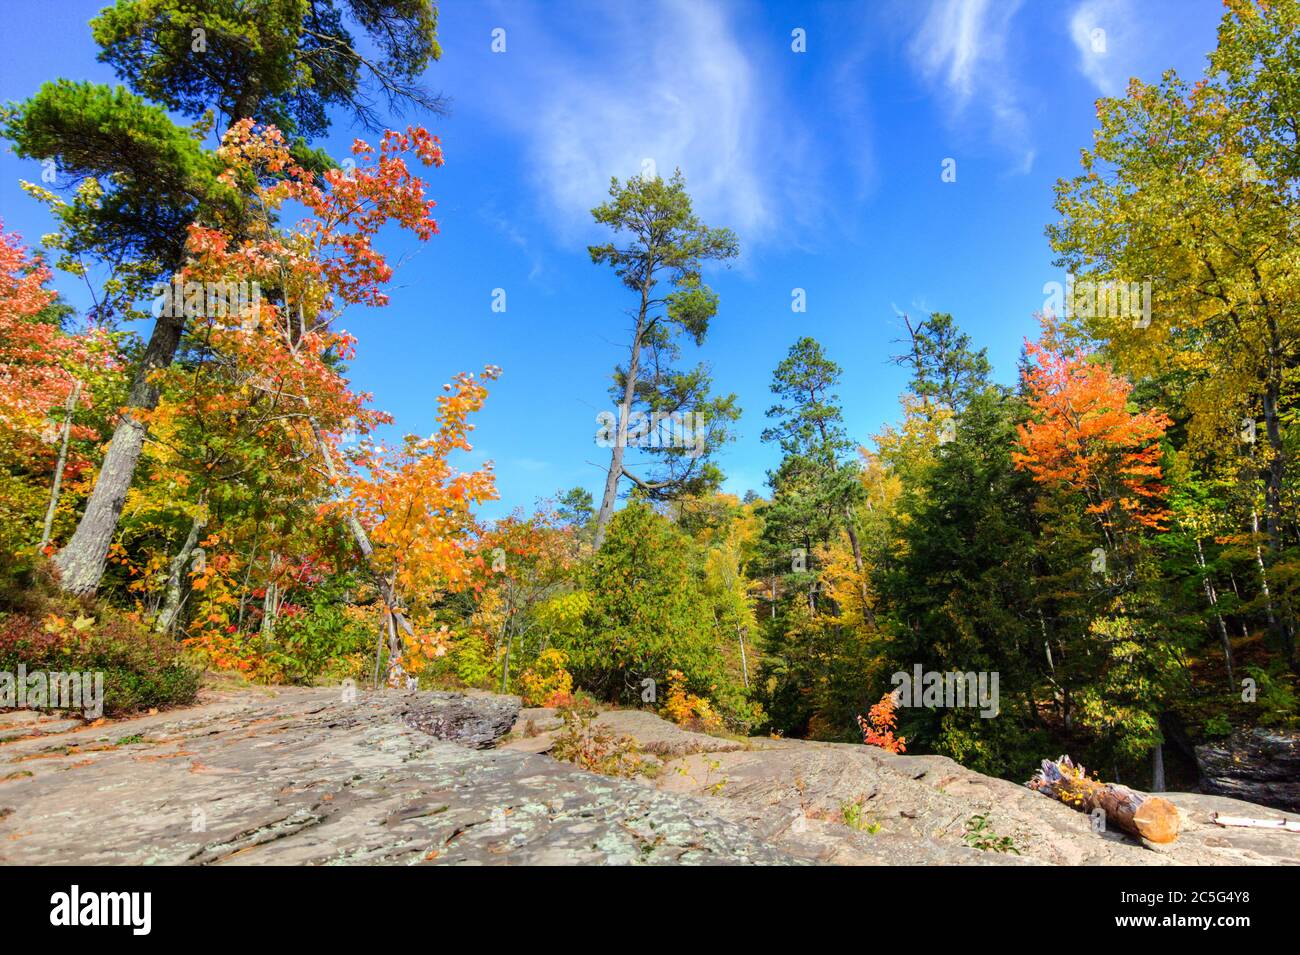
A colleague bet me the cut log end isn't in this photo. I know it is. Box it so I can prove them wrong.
[1132,797,1180,844]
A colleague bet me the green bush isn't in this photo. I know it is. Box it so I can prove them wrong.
[0,607,199,717]
[269,599,373,684]
[562,502,747,725]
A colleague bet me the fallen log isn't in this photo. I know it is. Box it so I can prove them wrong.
[1027,755,1180,844]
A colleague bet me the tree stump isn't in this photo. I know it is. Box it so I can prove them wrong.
[1027,755,1180,844]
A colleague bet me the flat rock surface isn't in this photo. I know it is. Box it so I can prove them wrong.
[650,741,1299,865]
[0,710,85,737]
[2,687,1295,866]
[508,705,1300,866]
[0,688,795,865]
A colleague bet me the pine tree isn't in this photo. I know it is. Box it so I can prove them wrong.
[587,171,740,549]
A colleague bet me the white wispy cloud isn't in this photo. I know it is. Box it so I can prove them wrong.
[481,204,544,282]
[909,0,1034,172]
[478,0,818,249]
[1069,0,1138,97]
[511,457,550,473]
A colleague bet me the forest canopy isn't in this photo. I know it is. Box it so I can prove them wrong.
[0,0,1296,792]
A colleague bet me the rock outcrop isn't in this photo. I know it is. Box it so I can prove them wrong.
[0,688,795,865]
[401,691,521,749]
[1196,728,1300,813]
[0,686,1295,865]
[504,707,1299,865]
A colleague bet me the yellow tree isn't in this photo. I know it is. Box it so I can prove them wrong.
[342,367,500,685]
[1049,0,1300,661]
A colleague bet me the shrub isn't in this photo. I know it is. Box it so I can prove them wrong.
[1202,714,1233,738]
[518,648,573,707]
[0,608,199,717]
[962,814,1020,854]
[269,600,372,684]
[550,703,643,777]
[564,502,743,720]
[448,628,496,688]
[661,668,722,733]
[857,691,906,753]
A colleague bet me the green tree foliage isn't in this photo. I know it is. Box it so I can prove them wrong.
[1048,0,1300,666]
[892,311,992,413]
[93,0,442,138]
[754,337,880,738]
[759,337,865,609]
[563,500,751,725]
[5,81,236,306]
[875,388,1046,777]
[588,171,741,548]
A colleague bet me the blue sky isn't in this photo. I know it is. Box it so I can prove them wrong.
[0,0,1226,519]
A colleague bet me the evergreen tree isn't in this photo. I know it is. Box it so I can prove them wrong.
[588,171,740,549]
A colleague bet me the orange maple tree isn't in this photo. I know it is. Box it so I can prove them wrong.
[858,690,906,753]
[0,225,116,556]
[342,367,501,681]
[174,119,446,452]
[0,226,109,443]
[1013,336,1171,531]
[145,119,499,683]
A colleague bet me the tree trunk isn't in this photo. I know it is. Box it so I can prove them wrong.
[384,603,404,687]
[593,409,629,552]
[843,509,874,622]
[40,380,81,549]
[235,533,260,630]
[309,417,409,685]
[1151,743,1165,793]
[1249,506,1290,667]
[372,615,386,690]
[500,634,511,695]
[1028,755,1180,844]
[260,575,279,639]
[54,312,186,594]
[155,508,207,634]
[593,282,648,550]
[1260,367,1296,667]
[1195,537,1234,689]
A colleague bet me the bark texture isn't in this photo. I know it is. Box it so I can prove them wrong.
[54,312,185,593]
[1028,755,1180,844]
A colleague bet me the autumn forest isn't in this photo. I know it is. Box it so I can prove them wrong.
[1,0,1298,797]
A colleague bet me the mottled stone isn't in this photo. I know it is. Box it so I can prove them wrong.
[0,687,1294,866]
[400,691,520,749]
[0,687,794,865]
[1196,728,1300,813]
